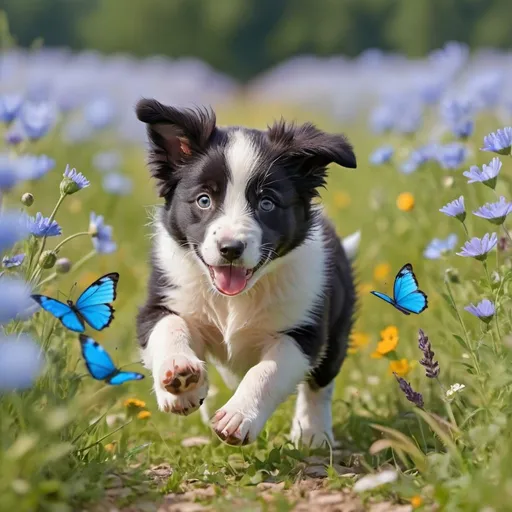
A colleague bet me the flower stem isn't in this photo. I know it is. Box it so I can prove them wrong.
[444,278,481,375]
[461,221,469,236]
[53,232,90,253]
[502,225,512,245]
[436,377,458,430]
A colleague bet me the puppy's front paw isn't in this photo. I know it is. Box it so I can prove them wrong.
[158,354,206,395]
[211,401,264,446]
[155,380,208,416]
[290,420,334,448]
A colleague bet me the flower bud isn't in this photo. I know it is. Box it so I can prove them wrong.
[39,250,57,269]
[445,268,460,284]
[60,178,80,196]
[55,258,72,274]
[21,193,34,207]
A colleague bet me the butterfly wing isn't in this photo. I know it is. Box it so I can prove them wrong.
[31,295,85,332]
[75,273,119,330]
[393,263,428,314]
[107,372,145,386]
[370,290,396,306]
[79,334,117,381]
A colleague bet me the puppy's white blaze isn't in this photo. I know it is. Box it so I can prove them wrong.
[201,130,263,268]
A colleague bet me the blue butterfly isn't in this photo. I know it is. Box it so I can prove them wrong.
[31,272,119,332]
[79,335,144,385]
[370,263,428,315]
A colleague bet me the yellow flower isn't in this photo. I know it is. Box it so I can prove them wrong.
[348,332,370,355]
[380,326,398,343]
[104,442,116,453]
[124,398,146,409]
[373,263,391,282]
[396,192,415,212]
[411,495,423,508]
[137,410,151,420]
[389,359,411,376]
[372,326,399,356]
[357,282,374,296]
[333,191,351,209]
[371,351,383,359]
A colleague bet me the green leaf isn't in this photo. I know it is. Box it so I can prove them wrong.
[453,334,468,350]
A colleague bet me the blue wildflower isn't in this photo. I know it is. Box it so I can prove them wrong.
[440,196,466,222]
[102,173,133,196]
[424,234,458,259]
[0,277,34,324]
[463,158,501,190]
[394,102,423,135]
[0,335,44,391]
[20,101,55,140]
[60,165,90,196]
[441,99,473,139]
[15,154,55,181]
[2,254,25,268]
[93,151,121,173]
[0,211,30,253]
[369,146,393,166]
[0,153,19,191]
[481,127,512,156]
[400,144,437,174]
[89,212,117,254]
[436,143,467,170]
[473,197,512,225]
[370,104,395,134]
[84,97,115,130]
[464,299,495,324]
[5,128,24,146]
[28,213,62,238]
[457,233,498,261]
[0,94,23,124]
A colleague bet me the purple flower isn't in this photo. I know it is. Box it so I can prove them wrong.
[463,158,501,190]
[15,154,55,181]
[60,165,90,195]
[400,144,437,174]
[370,104,394,134]
[440,196,466,222]
[0,277,35,324]
[92,151,121,173]
[394,373,424,408]
[423,234,458,259]
[481,127,512,155]
[473,197,512,225]
[4,128,24,146]
[2,254,25,268]
[436,143,467,170]
[464,299,495,323]
[457,233,498,261]
[20,101,55,140]
[369,146,393,165]
[0,211,30,253]
[0,94,23,124]
[89,212,117,254]
[27,213,62,238]
[441,99,473,139]
[418,329,439,378]
[102,173,133,196]
[84,97,115,130]
[0,153,20,191]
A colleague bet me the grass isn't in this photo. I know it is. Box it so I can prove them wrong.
[2,95,512,512]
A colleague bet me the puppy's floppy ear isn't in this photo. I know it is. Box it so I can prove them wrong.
[268,120,356,194]
[135,98,216,197]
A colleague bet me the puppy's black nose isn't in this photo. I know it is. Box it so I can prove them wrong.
[218,240,244,262]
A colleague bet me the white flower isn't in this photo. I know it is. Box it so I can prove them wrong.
[353,470,397,492]
[446,383,466,398]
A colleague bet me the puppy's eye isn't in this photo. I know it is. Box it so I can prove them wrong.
[258,197,275,212]
[196,194,212,209]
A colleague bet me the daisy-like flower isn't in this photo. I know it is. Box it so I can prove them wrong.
[348,332,370,355]
[369,146,393,166]
[441,98,473,139]
[0,334,44,391]
[436,143,467,170]
[473,196,512,225]
[397,192,415,212]
[2,254,25,268]
[353,470,397,493]
[89,212,117,254]
[481,127,512,155]
[15,154,56,181]
[393,373,424,408]
[423,234,458,259]
[60,165,90,196]
[137,411,151,420]
[371,326,398,358]
[457,233,497,261]
[464,299,495,323]
[440,196,466,222]
[446,383,465,398]
[0,94,23,124]
[20,101,55,140]
[389,359,411,377]
[27,213,62,238]
[463,158,501,190]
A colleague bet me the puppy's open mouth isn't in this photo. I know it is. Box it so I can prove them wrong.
[208,265,253,296]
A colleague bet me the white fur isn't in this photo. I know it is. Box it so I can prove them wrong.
[291,381,334,447]
[200,131,263,269]
[342,230,361,261]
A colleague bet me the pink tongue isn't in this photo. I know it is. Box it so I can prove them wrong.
[212,266,247,295]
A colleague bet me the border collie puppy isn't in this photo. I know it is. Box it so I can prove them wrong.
[135,99,358,446]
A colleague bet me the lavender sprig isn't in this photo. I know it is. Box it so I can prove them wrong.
[393,373,424,408]
[418,329,440,378]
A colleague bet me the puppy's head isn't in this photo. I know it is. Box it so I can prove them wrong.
[136,99,356,296]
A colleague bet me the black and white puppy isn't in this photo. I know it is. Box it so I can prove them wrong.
[135,99,358,446]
